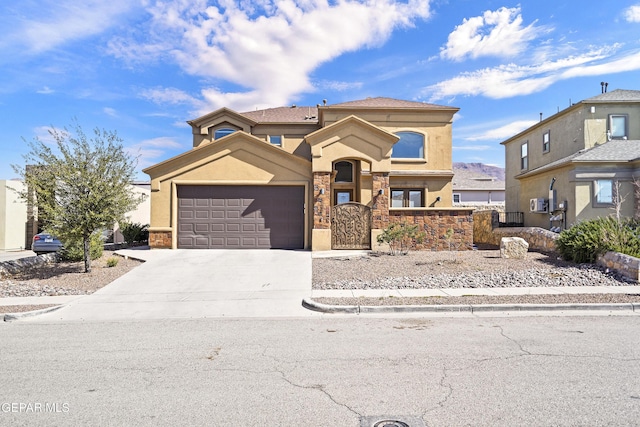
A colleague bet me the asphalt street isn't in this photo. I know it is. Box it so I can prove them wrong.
[1,315,639,426]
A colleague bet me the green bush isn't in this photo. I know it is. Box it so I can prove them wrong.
[376,221,426,255]
[106,257,119,267]
[120,222,149,245]
[556,216,640,263]
[61,233,104,261]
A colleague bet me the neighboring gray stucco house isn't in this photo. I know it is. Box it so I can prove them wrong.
[502,89,640,231]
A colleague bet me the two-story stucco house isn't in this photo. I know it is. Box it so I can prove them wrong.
[143,97,474,251]
[502,89,640,231]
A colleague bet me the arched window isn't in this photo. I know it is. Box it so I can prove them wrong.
[214,128,236,140]
[334,161,353,183]
[392,131,424,158]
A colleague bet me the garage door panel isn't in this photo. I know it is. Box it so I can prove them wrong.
[177,185,304,249]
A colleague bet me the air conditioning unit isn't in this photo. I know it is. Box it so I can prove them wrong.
[529,198,547,213]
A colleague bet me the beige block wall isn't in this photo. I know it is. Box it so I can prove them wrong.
[0,181,27,250]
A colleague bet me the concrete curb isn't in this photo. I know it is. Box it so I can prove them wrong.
[302,298,640,315]
[3,305,64,322]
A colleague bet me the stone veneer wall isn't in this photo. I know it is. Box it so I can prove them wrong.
[149,230,172,249]
[388,209,474,251]
[313,172,331,229]
[473,210,558,252]
[371,173,389,229]
[597,251,640,283]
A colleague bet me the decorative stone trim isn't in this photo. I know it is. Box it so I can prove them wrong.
[371,172,389,229]
[149,230,172,249]
[313,172,331,229]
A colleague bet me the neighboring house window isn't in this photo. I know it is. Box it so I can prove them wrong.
[594,179,614,205]
[392,132,424,158]
[334,161,353,183]
[268,135,282,146]
[391,189,423,208]
[453,193,461,203]
[542,131,550,153]
[214,128,236,139]
[520,142,528,170]
[608,114,628,139]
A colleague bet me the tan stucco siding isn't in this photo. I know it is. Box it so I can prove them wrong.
[146,137,312,233]
[516,166,572,229]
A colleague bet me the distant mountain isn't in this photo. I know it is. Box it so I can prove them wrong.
[453,162,505,181]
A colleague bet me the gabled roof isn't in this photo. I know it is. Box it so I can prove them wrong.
[517,139,640,178]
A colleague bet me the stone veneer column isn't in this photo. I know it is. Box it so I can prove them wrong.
[371,172,389,229]
[313,172,331,229]
[149,230,172,249]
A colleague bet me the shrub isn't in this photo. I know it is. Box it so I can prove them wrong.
[106,257,119,268]
[556,216,640,263]
[120,222,149,245]
[376,221,426,255]
[61,233,104,261]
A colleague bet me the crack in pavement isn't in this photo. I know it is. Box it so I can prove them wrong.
[423,363,454,417]
[276,369,362,417]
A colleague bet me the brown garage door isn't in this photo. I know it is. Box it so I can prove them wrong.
[177,185,305,249]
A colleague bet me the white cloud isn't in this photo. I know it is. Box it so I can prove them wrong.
[110,0,432,111]
[126,137,185,170]
[452,144,492,151]
[464,120,537,141]
[103,107,118,117]
[440,7,544,61]
[625,5,640,22]
[139,87,203,107]
[0,0,137,55]
[425,46,622,100]
[36,86,54,94]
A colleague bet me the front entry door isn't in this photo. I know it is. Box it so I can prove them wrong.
[331,202,372,250]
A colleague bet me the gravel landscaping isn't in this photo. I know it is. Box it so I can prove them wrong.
[313,249,640,306]
[0,252,142,314]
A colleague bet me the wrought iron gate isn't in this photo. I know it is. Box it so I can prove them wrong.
[331,202,372,249]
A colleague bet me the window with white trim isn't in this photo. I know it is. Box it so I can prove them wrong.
[594,179,614,205]
[453,193,461,203]
[542,131,550,153]
[214,128,236,140]
[392,132,425,158]
[268,135,282,146]
[520,141,528,170]
[608,114,628,140]
[391,189,423,208]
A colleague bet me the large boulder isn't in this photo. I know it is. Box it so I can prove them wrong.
[500,237,529,259]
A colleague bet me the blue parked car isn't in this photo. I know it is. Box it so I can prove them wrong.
[32,232,63,255]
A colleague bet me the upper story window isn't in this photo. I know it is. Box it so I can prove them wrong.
[453,193,461,203]
[392,132,424,158]
[542,131,550,153]
[334,161,353,183]
[268,135,282,146]
[214,128,236,140]
[608,114,628,140]
[520,141,528,171]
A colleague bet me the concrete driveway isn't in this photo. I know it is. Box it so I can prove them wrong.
[29,249,317,321]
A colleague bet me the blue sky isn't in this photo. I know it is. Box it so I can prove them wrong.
[2,1,640,180]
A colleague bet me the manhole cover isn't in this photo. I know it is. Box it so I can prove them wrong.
[374,421,409,427]
[360,415,426,427]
